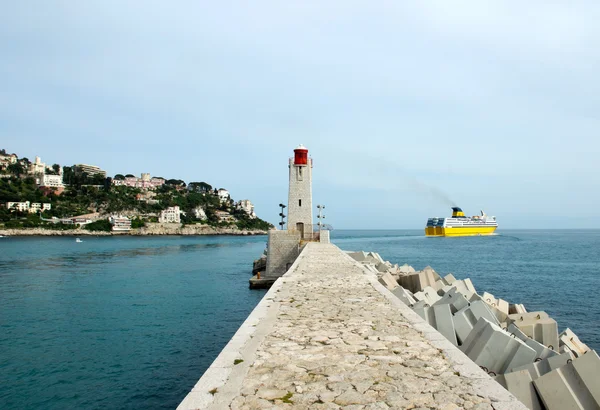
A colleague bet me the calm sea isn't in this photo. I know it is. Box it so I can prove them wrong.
[0,230,598,409]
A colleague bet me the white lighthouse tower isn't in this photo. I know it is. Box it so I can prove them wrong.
[256,145,329,287]
[287,144,313,238]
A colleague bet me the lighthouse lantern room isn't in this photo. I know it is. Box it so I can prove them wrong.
[287,144,313,238]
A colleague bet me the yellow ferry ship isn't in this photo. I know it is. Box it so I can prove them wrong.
[425,207,497,237]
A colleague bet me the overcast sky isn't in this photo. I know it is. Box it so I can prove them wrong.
[1,1,599,229]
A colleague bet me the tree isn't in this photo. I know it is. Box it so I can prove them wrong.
[52,164,61,174]
[114,174,125,180]
[166,179,186,186]
[187,181,212,192]
[62,166,74,185]
[7,162,24,176]
[125,174,135,178]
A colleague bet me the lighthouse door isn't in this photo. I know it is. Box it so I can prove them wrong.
[296,222,305,239]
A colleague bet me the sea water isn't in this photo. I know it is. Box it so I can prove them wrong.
[0,230,598,409]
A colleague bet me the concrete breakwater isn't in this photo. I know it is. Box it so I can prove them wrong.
[179,243,529,409]
[351,251,599,410]
[0,224,267,236]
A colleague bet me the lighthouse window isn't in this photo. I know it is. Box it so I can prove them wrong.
[299,199,302,207]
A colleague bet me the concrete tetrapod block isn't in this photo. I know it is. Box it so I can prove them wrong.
[507,323,559,361]
[559,328,591,358]
[450,279,477,299]
[510,315,559,351]
[432,279,447,292]
[378,272,398,290]
[398,263,415,274]
[347,251,368,262]
[412,300,431,321]
[460,317,537,375]
[508,350,574,381]
[508,311,550,322]
[533,350,600,410]
[413,286,442,305]
[483,291,510,317]
[391,286,416,306]
[397,269,439,294]
[367,252,385,264]
[453,300,500,345]
[434,288,471,314]
[375,262,391,273]
[410,301,458,346]
[495,369,543,410]
[432,303,458,346]
[443,273,457,285]
[509,303,528,314]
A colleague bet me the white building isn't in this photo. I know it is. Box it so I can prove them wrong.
[61,217,93,226]
[7,201,30,212]
[6,202,51,213]
[159,206,181,223]
[74,164,106,177]
[193,206,207,220]
[217,189,230,203]
[109,215,131,231]
[29,203,52,213]
[29,156,46,175]
[0,153,17,169]
[215,210,235,223]
[236,200,256,219]
[112,174,165,190]
[41,174,64,188]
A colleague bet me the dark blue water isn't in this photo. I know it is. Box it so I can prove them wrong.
[0,230,598,409]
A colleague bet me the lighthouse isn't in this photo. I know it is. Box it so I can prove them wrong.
[287,144,313,239]
[255,145,328,287]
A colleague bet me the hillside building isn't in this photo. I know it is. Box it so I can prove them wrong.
[217,189,230,203]
[109,215,131,231]
[41,174,64,188]
[193,206,207,220]
[74,164,106,177]
[29,156,46,175]
[112,174,165,190]
[215,210,235,223]
[236,200,256,219]
[159,206,181,223]
[6,201,51,213]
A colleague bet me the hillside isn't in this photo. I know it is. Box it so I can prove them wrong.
[0,150,272,233]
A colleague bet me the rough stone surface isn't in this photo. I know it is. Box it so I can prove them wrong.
[181,243,528,409]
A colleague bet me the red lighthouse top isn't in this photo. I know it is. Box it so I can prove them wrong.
[293,144,308,165]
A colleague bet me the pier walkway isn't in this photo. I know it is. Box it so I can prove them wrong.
[179,243,525,409]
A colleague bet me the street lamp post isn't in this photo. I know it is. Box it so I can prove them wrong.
[317,204,325,232]
[278,203,286,230]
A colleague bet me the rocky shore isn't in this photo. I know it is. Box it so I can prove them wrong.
[0,223,267,237]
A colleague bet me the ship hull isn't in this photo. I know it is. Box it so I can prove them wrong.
[425,226,497,237]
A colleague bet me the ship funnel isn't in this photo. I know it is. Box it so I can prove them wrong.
[451,207,465,218]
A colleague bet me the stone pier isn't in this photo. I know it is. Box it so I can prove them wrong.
[179,243,527,409]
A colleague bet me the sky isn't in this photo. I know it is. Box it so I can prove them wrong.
[1,1,599,229]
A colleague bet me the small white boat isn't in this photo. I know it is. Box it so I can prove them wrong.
[75,238,83,243]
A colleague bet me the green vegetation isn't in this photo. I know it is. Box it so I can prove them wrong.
[0,154,273,232]
[84,219,112,232]
[279,393,294,404]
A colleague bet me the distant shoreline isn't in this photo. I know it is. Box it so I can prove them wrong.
[0,225,268,237]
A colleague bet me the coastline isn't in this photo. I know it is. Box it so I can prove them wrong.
[0,223,268,237]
